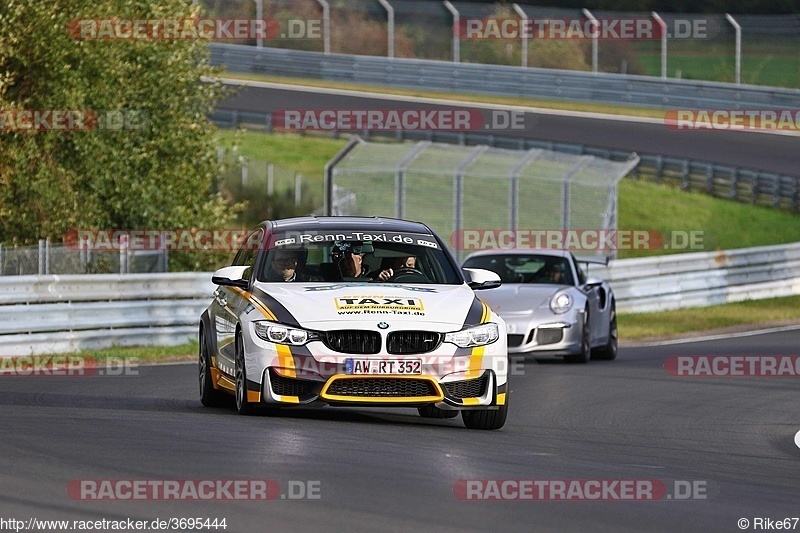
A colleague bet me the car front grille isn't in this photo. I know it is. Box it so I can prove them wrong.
[269,370,318,398]
[386,331,442,354]
[322,330,381,354]
[326,378,438,398]
[444,375,489,399]
[507,334,524,348]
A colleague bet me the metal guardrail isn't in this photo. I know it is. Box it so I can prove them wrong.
[209,43,800,111]
[591,241,800,313]
[2,242,800,355]
[0,274,214,356]
[211,109,800,212]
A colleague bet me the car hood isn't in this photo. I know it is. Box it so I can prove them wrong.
[252,282,479,329]
[478,284,564,315]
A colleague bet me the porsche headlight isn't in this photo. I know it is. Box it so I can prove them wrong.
[549,291,573,314]
[444,323,499,348]
[254,321,319,345]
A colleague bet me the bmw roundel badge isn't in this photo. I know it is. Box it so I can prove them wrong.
[377,322,390,329]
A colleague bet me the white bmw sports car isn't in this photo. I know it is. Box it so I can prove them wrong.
[199,217,509,430]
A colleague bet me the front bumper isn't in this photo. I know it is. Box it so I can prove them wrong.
[505,312,586,356]
[260,367,505,410]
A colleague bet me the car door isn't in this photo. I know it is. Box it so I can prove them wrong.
[213,228,263,373]
[573,255,609,347]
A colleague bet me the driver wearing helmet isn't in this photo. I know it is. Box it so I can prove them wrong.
[537,261,567,284]
[332,242,372,279]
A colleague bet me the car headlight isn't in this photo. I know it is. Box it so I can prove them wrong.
[549,291,573,314]
[444,323,499,348]
[254,321,319,345]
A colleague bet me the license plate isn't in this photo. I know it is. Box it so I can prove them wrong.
[345,358,422,375]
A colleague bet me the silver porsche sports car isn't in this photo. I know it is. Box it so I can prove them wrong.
[462,249,617,363]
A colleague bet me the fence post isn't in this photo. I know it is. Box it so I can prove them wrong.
[725,14,741,85]
[254,0,263,49]
[266,163,274,195]
[512,4,528,68]
[443,1,460,63]
[38,239,46,275]
[316,0,331,54]
[119,234,128,274]
[582,9,599,74]
[378,0,395,58]
[651,12,667,79]
[0,243,3,276]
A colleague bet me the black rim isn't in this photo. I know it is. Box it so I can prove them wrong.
[235,337,244,411]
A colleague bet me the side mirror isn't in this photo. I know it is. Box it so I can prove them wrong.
[212,266,250,289]
[584,276,603,289]
[463,268,502,290]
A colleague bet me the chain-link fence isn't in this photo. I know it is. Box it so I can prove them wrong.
[326,139,639,259]
[217,147,319,225]
[199,1,798,87]
[0,241,168,276]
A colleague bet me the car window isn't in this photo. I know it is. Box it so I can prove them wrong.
[258,231,461,284]
[232,229,263,268]
[463,254,574,286]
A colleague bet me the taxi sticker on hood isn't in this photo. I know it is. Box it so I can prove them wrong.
[335,296,425,315]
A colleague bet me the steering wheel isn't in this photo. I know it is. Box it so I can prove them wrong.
[388,267,430,283]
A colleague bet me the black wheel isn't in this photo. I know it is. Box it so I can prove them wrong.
[592,303,618,361]
[566,308,591,364]
[461,395,508,430]
[199,329,228,407]
[418,405,459,419]
[234,334,258,416]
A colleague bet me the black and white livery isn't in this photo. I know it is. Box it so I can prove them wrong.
[199,217,510,429]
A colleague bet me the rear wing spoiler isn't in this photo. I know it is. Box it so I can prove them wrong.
[575,256,610,266]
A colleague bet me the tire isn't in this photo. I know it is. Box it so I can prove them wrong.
[234,333,258,416]
[199,329,228,407]
[566,308,591,364]
[418,405,459,419]
[461,394,509,430]
[592,303,618,361]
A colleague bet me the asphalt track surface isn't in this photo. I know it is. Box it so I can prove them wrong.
[1,329,798,532]
[218,81,800,176]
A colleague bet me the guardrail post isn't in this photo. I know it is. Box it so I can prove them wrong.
[730,168,739,200]
[655,155,663,184]
[681,160,690,190]
[0,243,3,276]
[443,1,460,63]
[792,177,799,213]
[725,14,742,85]
[119,234,128,274]
[706,164,715,194]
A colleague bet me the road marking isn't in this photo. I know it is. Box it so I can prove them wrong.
[623,464,666,469]
[216,76,800,138]
[627,324,800,348]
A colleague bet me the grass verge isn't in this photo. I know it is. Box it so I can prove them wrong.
[619,295,800,341]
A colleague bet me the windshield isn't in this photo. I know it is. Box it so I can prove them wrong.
[463,254,574,286]
[258,230,462,285]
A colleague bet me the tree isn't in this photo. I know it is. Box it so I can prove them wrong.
[0,0,237,255]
